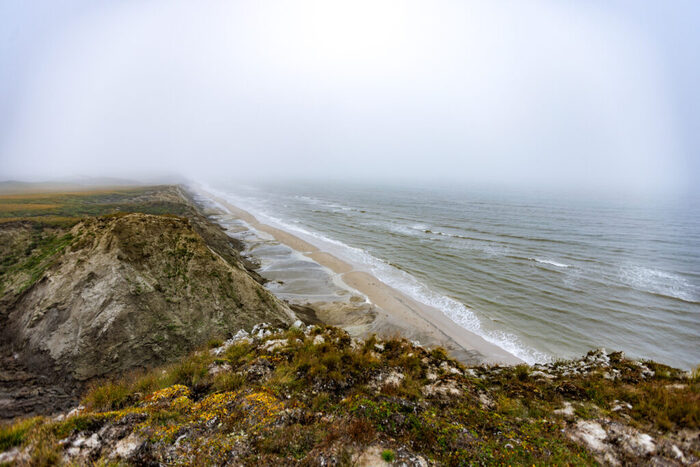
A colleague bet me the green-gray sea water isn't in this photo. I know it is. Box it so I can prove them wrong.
[203,182,699,369]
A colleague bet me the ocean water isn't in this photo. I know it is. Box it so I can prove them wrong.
[206,181,700,369]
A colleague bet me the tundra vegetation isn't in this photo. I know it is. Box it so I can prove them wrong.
[1,323,698,465]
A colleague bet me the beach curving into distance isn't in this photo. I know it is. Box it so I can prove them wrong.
[196,186,522,366]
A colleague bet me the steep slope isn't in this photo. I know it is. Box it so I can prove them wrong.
[3,212,295,384]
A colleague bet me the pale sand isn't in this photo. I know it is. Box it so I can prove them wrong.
[200,189,522,366]
[307,252,354,274]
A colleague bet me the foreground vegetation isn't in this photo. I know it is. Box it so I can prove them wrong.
[1,323,697,465]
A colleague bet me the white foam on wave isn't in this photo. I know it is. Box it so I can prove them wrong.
[619,265,697,303]
[203,185,550,364]
[532,258,570,268]
[294,195,355,213]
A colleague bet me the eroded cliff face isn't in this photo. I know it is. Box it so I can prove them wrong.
[3,213,295,383]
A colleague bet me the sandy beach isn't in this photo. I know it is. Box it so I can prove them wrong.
[199,188,522,366]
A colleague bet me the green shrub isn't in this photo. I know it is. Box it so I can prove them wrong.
[381,449,395,462]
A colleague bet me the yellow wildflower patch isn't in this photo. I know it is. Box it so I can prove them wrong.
[145,384,191,407]
[239,391,284,430]
[192,391,241,423]
[171,395,193,412]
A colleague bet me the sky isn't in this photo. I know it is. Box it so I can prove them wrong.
[0,0,698,196]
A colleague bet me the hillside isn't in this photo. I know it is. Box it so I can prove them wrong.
[0,323,697,465]
[0,186,294,419]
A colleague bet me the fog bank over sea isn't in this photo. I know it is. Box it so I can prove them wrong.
[208,181,700,369]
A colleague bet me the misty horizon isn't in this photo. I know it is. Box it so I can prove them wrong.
[1,1,699,197]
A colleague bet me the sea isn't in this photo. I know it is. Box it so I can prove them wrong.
[202,181,700,370]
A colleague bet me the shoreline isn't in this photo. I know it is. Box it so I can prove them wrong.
[197,187,523,366]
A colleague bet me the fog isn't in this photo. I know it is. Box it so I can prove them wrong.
[1,0,698,196]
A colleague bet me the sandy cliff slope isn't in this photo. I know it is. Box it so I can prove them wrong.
[2,212,295,385]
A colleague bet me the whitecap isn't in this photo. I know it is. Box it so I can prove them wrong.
[200,185,551,364]
[619,265,697,303]
[532,258,570,268]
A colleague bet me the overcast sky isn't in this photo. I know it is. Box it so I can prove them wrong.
[1,0,698,196]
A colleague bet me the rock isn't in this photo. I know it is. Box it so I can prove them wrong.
[369,371,405,393]
[611,400,632,412]
[606,422,656,457]
[64,432,102,459]
[567,420,618,465]
[211,329,253,355]
[670,444,686,462]
[530,370,555,379]
[666,383,687,390]
[423,380,462,398]
[440,361,462,375]
[110,433,144,460]
[634,361,655,378]
[232,329,251,341]
[0,448,29,464]
[567,419,661,465]
[207,361,232,376]
[354,445,391,466]
[478,392,494,409]
[291,319,305,330]
[554,401,576,419]
[313,335,325,345]
[66,405,85,417]
[261,339,287,352]
[252,323,274,339]
[384,371,405,387]
[630,433,655,455]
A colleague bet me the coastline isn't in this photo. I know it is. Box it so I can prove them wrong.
[196,187,523,366]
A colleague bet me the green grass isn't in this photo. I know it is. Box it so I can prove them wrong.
[381,449,395,462]
[0,230,74,295]
[0,417,42,451]
[0,188,191,227]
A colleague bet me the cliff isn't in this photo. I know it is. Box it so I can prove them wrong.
[0,186,294,419]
